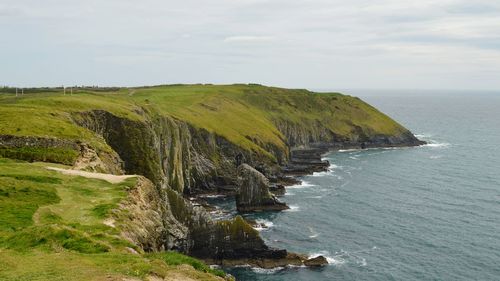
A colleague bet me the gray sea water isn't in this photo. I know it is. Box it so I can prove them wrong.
[224,92,500,281]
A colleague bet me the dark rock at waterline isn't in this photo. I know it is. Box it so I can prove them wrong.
[283,148,330,176]
[236,164,289,212]
[269,183,286,196]
[208,252,329,269]
[304,255,328,267]
[190,215,288,261]
[269,175,301,186]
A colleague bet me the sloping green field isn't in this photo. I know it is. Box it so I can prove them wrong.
[0,84,408,160]
[0,158,225,280]
[0,84,412,280]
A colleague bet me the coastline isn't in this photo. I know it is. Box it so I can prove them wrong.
[194,140,426,270]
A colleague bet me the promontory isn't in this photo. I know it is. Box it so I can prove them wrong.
[0,84,423,280]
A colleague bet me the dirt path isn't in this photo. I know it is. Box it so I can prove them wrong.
[46,167,136,184]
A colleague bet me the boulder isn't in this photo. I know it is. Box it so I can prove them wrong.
[304,255,328,267]
[236,164,289,212]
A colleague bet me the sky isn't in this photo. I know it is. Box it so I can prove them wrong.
[1,0,500,90]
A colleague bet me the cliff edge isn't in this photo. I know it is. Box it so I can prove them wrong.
[0,84,424,277]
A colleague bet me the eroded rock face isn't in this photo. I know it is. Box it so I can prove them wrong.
[304,256,328,267]
[115,176,189,252]
[189,215,287,261]
[236,164,288,212]
[73,143,124,175]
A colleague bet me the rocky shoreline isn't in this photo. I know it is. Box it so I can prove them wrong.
[0,85,428,280]
[193,140,426,270]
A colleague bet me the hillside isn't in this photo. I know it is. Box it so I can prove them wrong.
[0,158,227,280]
[0,84,417,165]
[0,84,422,280]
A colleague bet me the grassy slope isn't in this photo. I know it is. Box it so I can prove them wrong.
[0,84,409,161]
[0,158,225,280]
[0,85,411,279]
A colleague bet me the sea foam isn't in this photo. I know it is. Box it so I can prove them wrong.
[251,267,284,274]
[253,219,274,231]
[288,181,315,189]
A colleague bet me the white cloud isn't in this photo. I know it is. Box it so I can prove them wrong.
[0,0,499,90]
[223,36,274,43]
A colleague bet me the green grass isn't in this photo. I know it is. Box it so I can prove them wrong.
[0,84,410,163]
[0,158,227,280]
[0,84,410,280]
[0,147,79,165]
[0,250,226,281]
[149,251,226,278]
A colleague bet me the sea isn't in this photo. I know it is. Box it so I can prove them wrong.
[213,91,500,281]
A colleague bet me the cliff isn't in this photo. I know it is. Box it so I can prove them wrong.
[236,164,288,212]
[0,84,424,275]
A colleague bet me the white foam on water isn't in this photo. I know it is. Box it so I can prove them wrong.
[253,219,274,231]
[285,205,300,212]
[308,227,320,238]
[311,163,343,177]
[415,133,433,138]
[251,267,284,274]
[424,142,450,148]
[329,163,340,169]
[287,181,315,189]
[200,194,226,199]
[309,251,345,266]
[311,171,330,177]
[233,264,251,268]
[430,155,443,159]
[307,195,323,199]
[338,148,359,153]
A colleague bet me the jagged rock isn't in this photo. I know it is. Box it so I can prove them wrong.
[304,255,328,267]
[73,142,124,174]
[283,148,330,176]
[71,108,424,267]
[236,164,288,212]
[269,183,286,196]
[115,176,189,252]
[189,215,287,261]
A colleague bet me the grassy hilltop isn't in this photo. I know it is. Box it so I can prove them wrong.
[0,84,409,162]
[0,84,416,280]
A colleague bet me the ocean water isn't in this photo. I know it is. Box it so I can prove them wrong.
[226,92,500,280]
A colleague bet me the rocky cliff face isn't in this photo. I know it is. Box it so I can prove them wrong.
[71,109,290,262]
[68,107,424,264]
[273,118,423,150]
[1,104,423,265]
[0,85,426,270]
[236,164,288,212]
[72,109,282,194]
[115,176,189,251]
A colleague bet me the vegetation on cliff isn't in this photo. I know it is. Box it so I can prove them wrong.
[0,84,422,279]
[0,84,414,165]
[0,158,226,280]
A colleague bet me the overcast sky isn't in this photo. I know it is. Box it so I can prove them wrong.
[1,0,500,90]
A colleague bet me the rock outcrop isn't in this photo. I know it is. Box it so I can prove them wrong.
[304,256,329,267]
[236,164,289,212]
[0,85,429,272]
[284,148,330,176]
[70,108,422,266]
[115,176,189,252]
